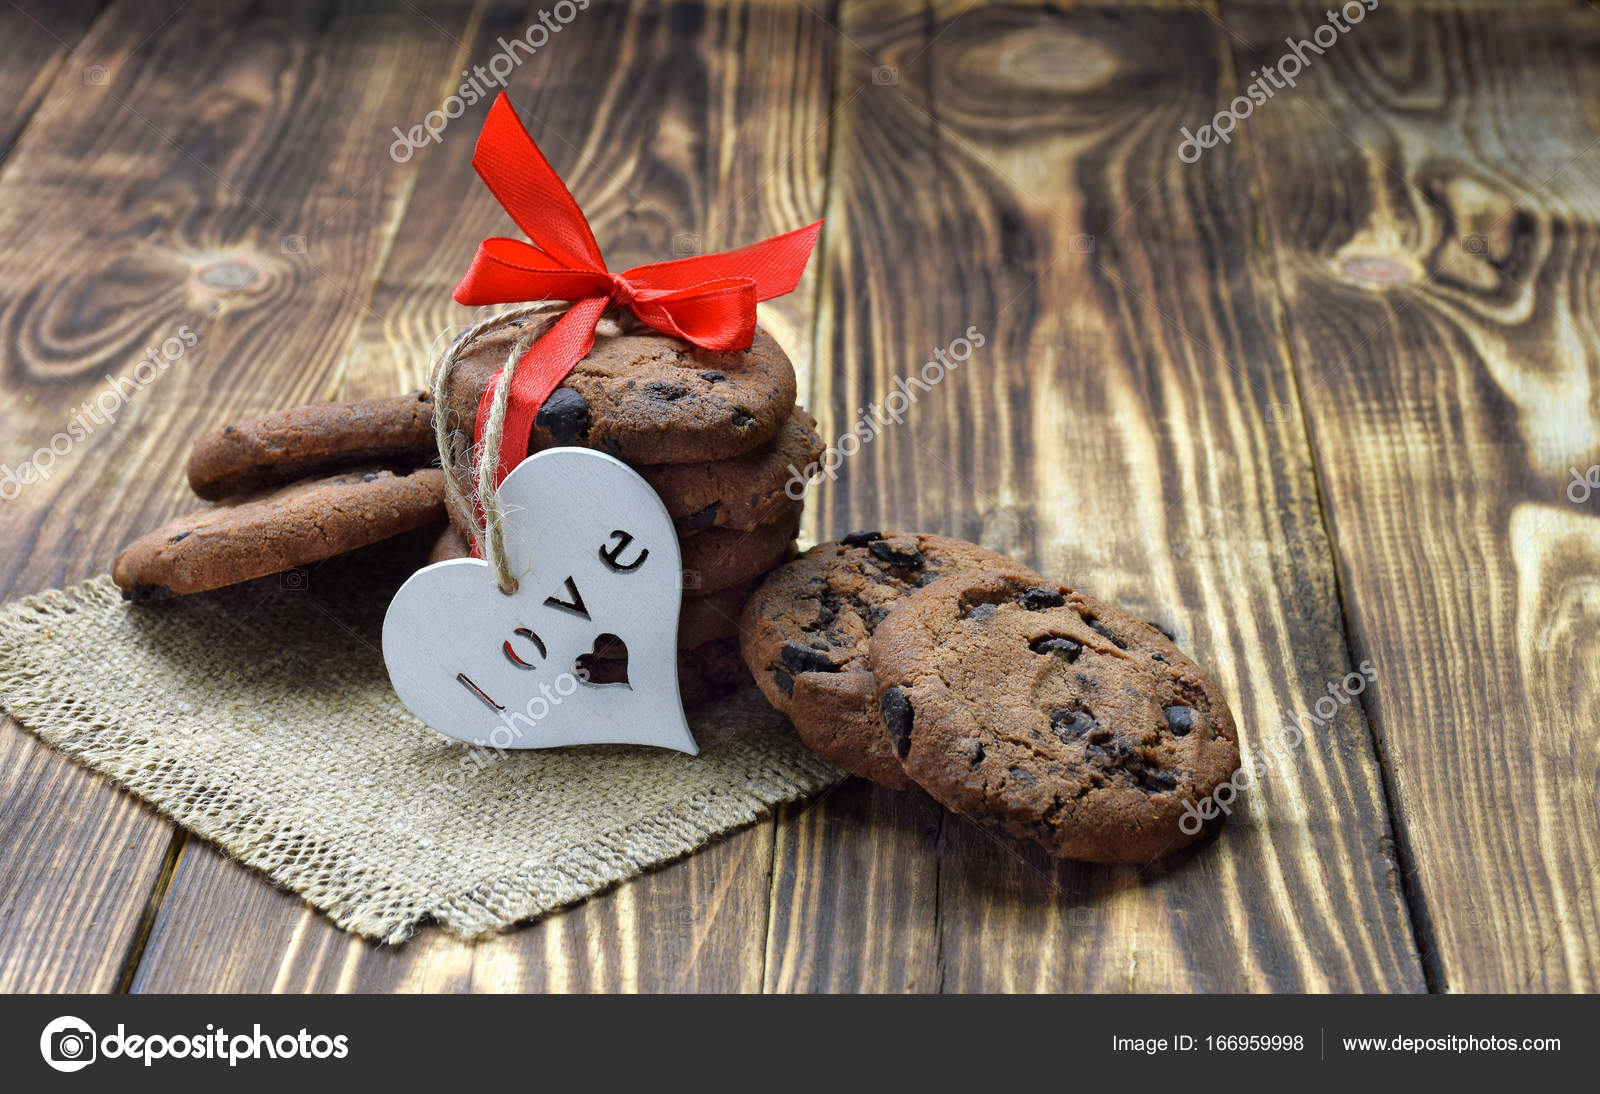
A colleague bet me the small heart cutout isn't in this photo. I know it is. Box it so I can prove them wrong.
[577,633,630,687]
[382,448,697,753]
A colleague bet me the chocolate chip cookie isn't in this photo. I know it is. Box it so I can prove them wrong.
[445,452,806,544]
[868,571,1240,863]
[681,509,800,594]
[440,320,796,466]
[114,468,446,598]
[580,636,752,708]
[636,409,825,533]
[187,392,436,501]
[437,500,792,599]
[740,532,1042,790]
[429,522,752,649]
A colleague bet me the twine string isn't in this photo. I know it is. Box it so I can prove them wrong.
[428,303,642,593]
[429,302,561,593]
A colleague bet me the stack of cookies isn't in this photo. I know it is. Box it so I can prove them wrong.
[739,532,1242,863]
[113,320,824,709]
[434,319,825,706]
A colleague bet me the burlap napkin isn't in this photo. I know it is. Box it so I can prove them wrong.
[0,535,838,944]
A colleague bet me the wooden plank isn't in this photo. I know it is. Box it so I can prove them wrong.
[131,0,835,993]
[762,0,947,993]
[0,0,133,996]
[0,1,105,163]
[0,0,471,991]
[1229,0,1600,991]
[795,0,1426,990]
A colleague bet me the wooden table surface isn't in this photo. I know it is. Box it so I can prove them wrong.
[1,0,1596,994]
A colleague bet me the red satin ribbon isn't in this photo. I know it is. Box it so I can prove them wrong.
[454,92,822,486]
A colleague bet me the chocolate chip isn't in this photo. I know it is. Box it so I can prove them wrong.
[1164,705,1198,736]
[841,531,883,547]
[536,387,590,444]
[1020,586,1065,610]
[222,425,235,435]
[169,531,190,543]
[1008,766,1036,788]
[679,504,719,533]
[1050,707,1098,740]
[1084,615,1128,649]
[1029,635,1081,660]
[1151,652,1166,662]
[772,668,794,696]
[1138,768,1179,794]
[881,686,914,758]
[361,472,380,482]
[600,437,624,456]
[868,539,924,569]
[645,380,688,400]
[962,601,998,623]
[731,410,755,428]
[779,641,838,674]
[699,370,726,383]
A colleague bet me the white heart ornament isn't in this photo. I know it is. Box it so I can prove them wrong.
[382,448,697,754]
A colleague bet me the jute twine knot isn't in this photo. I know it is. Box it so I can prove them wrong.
[428,302,640,593]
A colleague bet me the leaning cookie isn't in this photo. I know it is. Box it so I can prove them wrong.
[114,468,446,598]
[187,392,437,501]
[868,571,1240,863]
[740,532,1042,790]
[440,322,797,465]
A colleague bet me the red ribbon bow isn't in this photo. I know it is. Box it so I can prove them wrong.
[454,92,822,486]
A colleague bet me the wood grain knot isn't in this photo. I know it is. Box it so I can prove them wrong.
[195,261,261,292]
[1338,253,1421,288]
[968,27,1116,94]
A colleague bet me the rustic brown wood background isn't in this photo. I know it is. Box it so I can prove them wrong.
[0,0,1595,993]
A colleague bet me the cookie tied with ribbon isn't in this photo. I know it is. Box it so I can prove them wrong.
[384,93,821,750]
[453,91,822,491]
